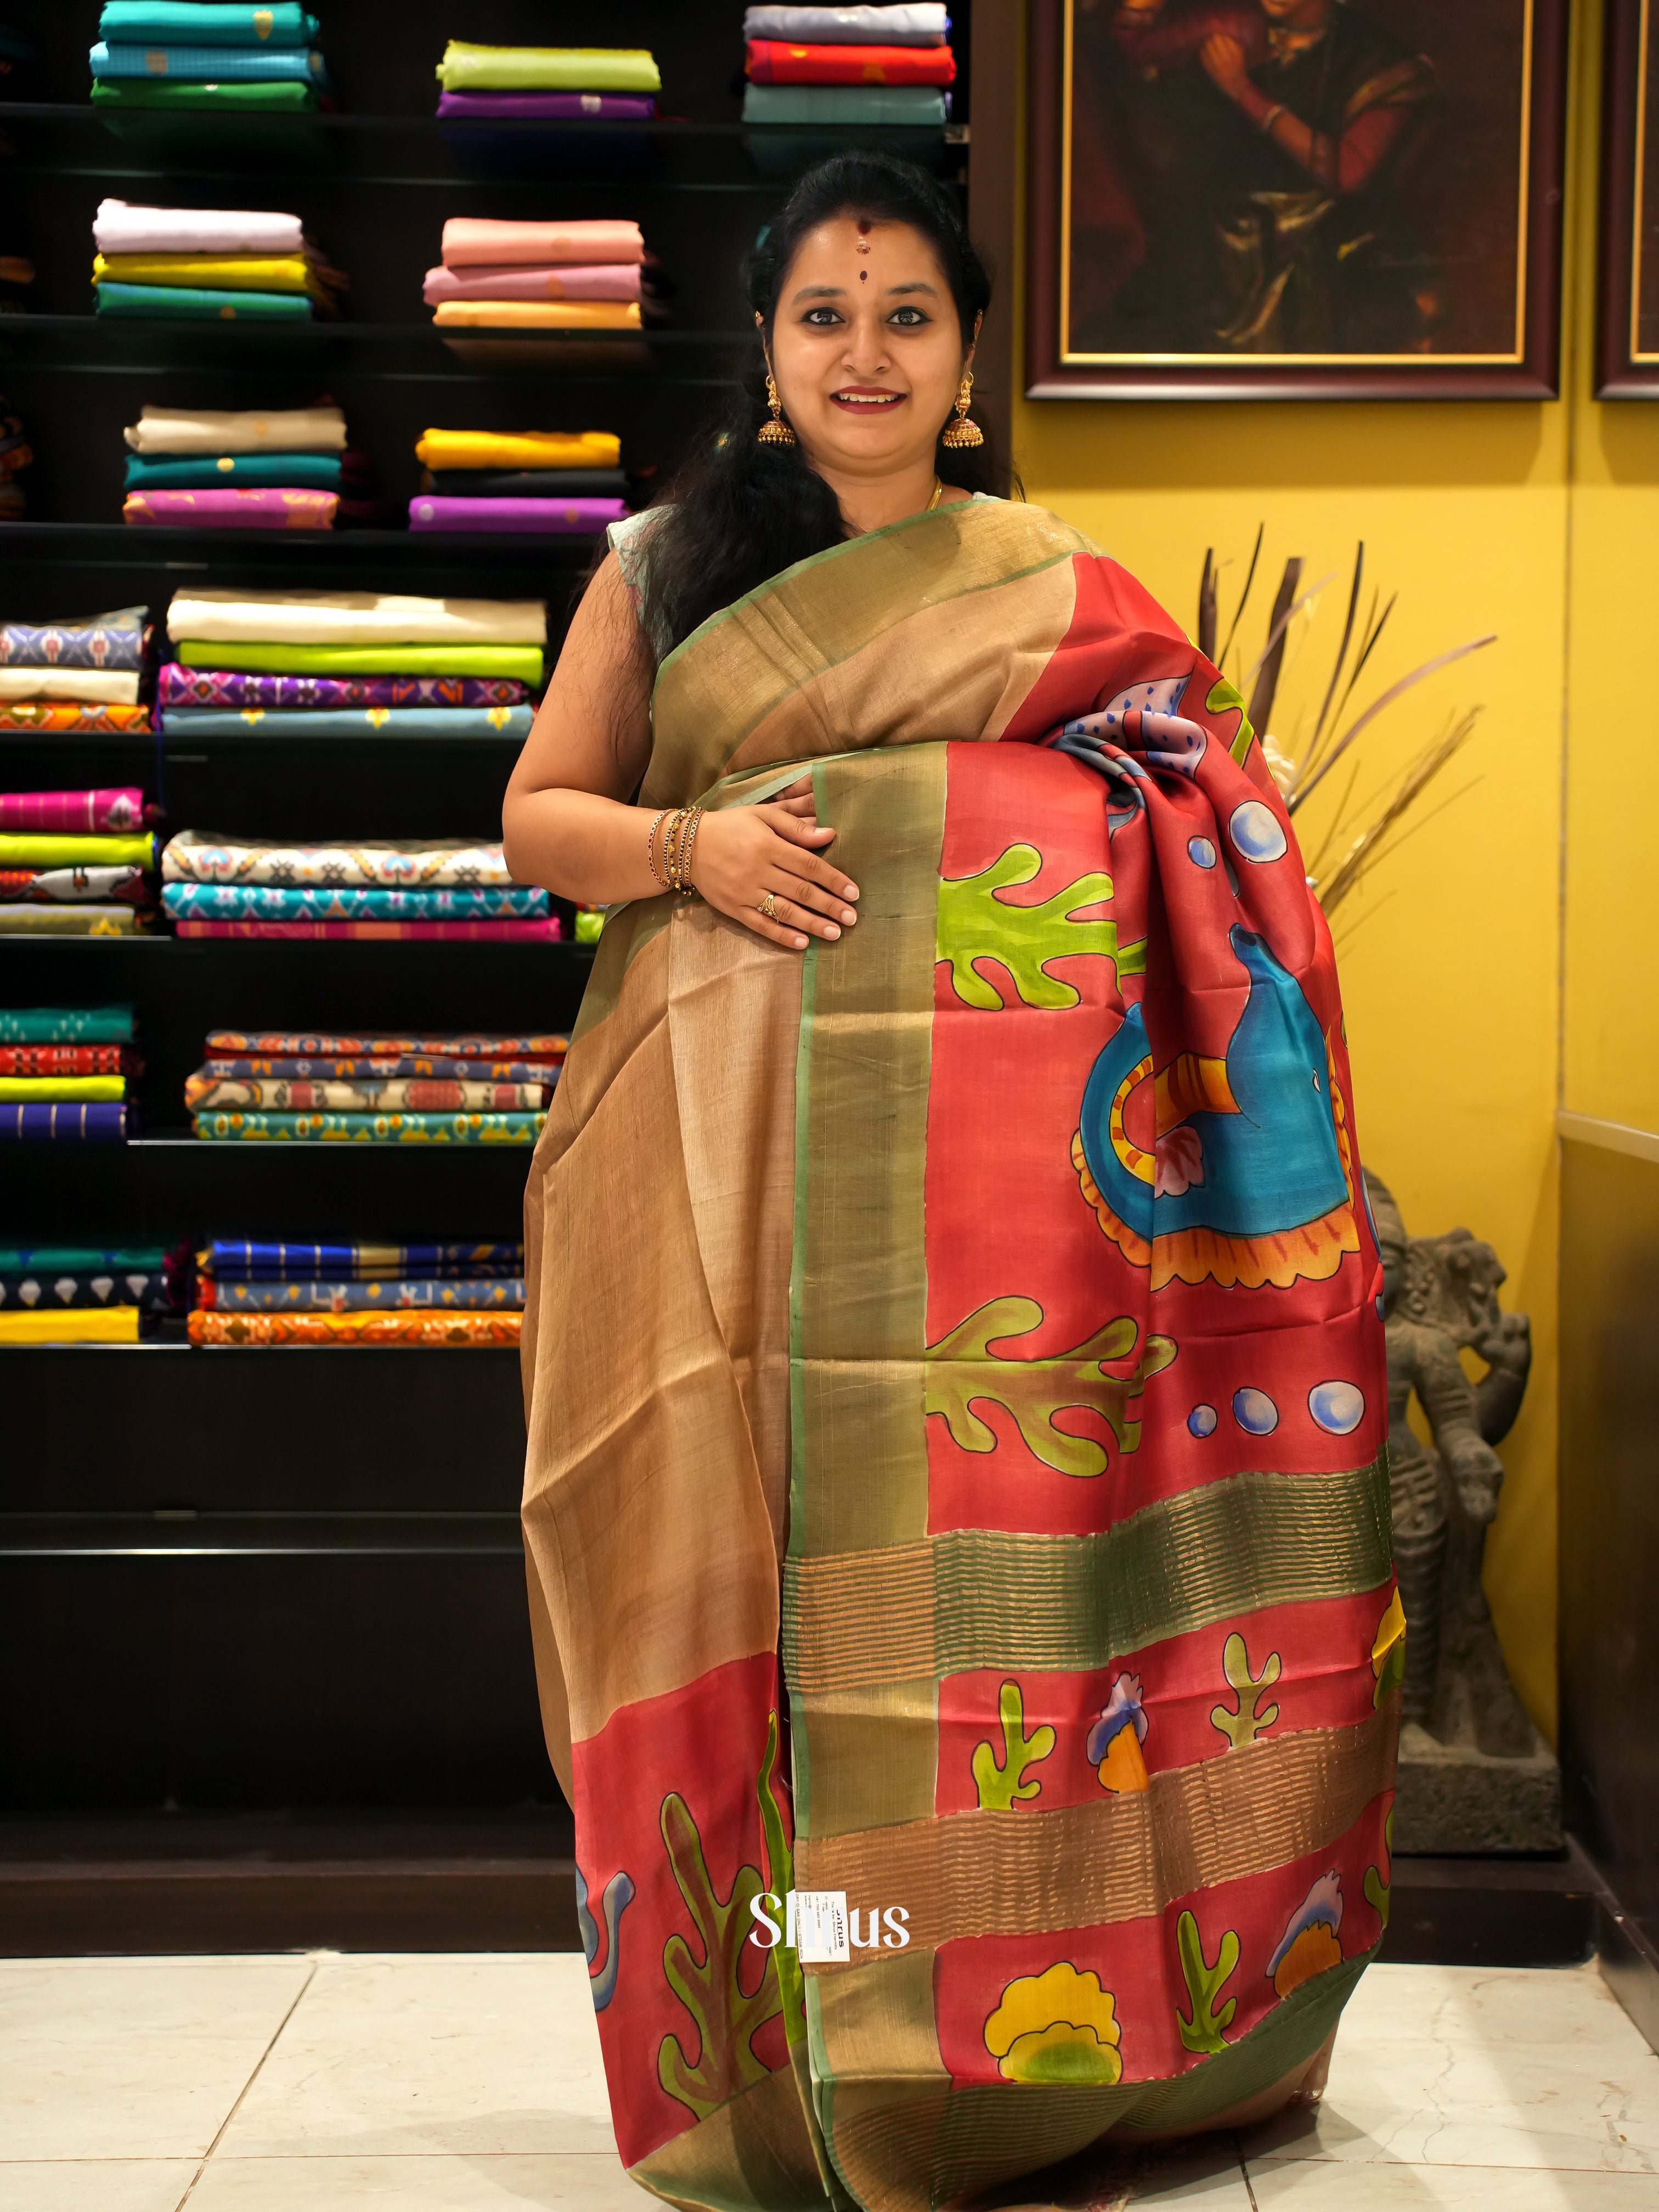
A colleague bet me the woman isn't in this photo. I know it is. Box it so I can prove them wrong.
[505,153,1399,2212]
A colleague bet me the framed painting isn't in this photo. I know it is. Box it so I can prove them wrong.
[1599,0,1659,394]
[1026,0,1568,398]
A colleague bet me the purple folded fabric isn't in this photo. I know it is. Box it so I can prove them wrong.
[159,665,529,710]
[436,91,656,120]
[125,489,337,531]
[423,263,642,305]
[408,495,628,534]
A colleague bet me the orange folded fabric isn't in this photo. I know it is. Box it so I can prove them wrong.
[432,300,642,330]
[189,1308,522,1346]
[440,218,645,269]
[745,38,955,84]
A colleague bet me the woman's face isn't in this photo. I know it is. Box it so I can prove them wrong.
[768,215,969,479]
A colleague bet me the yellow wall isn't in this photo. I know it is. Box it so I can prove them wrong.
[1003,1,1636,1743]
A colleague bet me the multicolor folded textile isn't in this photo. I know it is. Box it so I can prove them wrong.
[742,4,950,39]
[158,705,534,738]
[95,252,323,294]
[97,5,320,44]
[159,667,526,710]
[746,37,956,81]
[0,703,151,732]
[436,91,656,119]
[165,882,548,919]
[741,81,948,121]
[90,42,330,83]
[205,1237,524,1277]
[204,1053,555,1082]
[190,1308,521,1346]
[410,496,625,533]
[90,77,318,109]
[208,1027,563,1058]
[0,1308,139,1342]
[436,44,661,94]
[166,587,545,645]
[0,789,145,833]
[127,453,346,490]
[0,610,146,671]
[415,427,619,471]
[100,284,317,323]
[0,1261,168,1308]
[199,1275,526,1311]
[0,906,142,935]
[0,1046,138,1075]
[193,1109,545,1141]
[432,300,641,330]
[0,832,155,869]
[0,668,141,705]
[187,1076,546,1111]
[440,219,643,269]
[125,488,338,526]
[177,918,560,940]
[0,1075,127,1101]
[126,404,346,455]
[176,642,544,681]
[1,1102,128,1139]
[0,1007,134,1044]
[163,829,514,887]
[423,263,641,304]
[416,467,625,499]
[0,867,148,903]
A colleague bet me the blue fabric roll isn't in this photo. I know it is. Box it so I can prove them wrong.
[159,705,535,740]
[1,1102,128,1141]
[90,41,329,82]
[207,1239,523,1279]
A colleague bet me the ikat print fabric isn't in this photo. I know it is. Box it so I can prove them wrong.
[162,882,548,918]
[158,667,527,710]
[199,1276,525,1311]
[205,1239,523,1277]
[192,1110,543,1141]
[162,830,515,886]
[0,867,148,904]
[0,1006,139,1137]
[174,917,557,940]
[203,1053,554,1081]
[157,705,533,737]
[206,1028,564,1057]
[189,1310,521,1346]
[186,1077,546,1111]
[0,704,152,732]
[0,1006,134,1043]
[0,1046,140,1074]
[0,611,147,670]
[0,1262,173,1312]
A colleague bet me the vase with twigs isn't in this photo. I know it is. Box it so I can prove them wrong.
[1198,529,1494,923]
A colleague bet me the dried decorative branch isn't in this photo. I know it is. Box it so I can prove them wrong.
[1218,522,1264,672]
[1316,714,1482,915]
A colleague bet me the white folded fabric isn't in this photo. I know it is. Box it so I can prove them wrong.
[123,405,347,456]
[0,668,141,703]
[94,199,307,257]
[163,829,515,888]
[165,589,548,646]
[742,4,949,42]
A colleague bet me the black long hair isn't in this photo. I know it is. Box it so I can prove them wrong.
[637,151,1000,661]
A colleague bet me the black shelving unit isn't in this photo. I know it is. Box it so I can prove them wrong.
[0,0,974,1817]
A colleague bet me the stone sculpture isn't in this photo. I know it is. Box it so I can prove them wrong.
[1364,1171,1560,1852]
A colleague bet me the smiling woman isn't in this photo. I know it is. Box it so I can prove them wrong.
[505,151,1398,2212]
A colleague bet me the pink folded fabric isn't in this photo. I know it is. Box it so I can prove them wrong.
[174,918,562,940]
[124,489,338,531]
[0,788,145,833]
[440,218,644,269]
[422,263,642,304]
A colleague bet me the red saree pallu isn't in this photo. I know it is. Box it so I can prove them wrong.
[521,500,1399,2212]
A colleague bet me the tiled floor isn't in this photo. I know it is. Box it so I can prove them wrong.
[2,1954,1656,2209]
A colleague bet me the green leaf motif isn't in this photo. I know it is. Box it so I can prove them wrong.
[972,1679,1057,1810]
[656,1790,781,2122]
[1176,1908,1239,2054]
[755,1711,806,2049]
[938,842,1141,1011]
[925,1293,1178,1479]
[1210,1631,1282,1748]
[1206,676,1256,765]
[1364,1806,1394,1933]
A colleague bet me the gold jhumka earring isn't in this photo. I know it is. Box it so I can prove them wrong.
[755,311,797,445]
[940,368,984,449]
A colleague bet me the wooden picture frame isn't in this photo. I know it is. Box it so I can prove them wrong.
[1026,0,1568,400]
[1598,0,1659,394]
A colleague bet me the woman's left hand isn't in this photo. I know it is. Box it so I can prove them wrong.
[1198,31,1250,97]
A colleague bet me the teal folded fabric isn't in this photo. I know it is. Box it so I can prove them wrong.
[193,1110,545,1143]
[742,83,947,123]
[0,1007,134,1045]
[90,41,329,82]
[98,4,320,42]
[126,453,344,490]
[95,281,313,320]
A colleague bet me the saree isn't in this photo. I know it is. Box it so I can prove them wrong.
[520,500,1399,2212]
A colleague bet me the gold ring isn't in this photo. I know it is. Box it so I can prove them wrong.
[759,891,778,921]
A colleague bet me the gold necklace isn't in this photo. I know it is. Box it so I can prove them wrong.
[927,476,944,510]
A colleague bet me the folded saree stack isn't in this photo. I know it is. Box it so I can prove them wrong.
[164,830,558,944]
[0,786,160,936]
[0,391,31,521]
[93,198,347,326]
[426,218,647,333]
[0,1003,138,1142]
[122,402,373,531]
[89,3,332,114]
[190,1232,532,1346]
[434,43,659,174]
[0,1238,184,1344]
[184,1026,563,1144]
[410,427,627,537]
[742,3,954,127]
[155,586,543,743]
[0,608,152,733]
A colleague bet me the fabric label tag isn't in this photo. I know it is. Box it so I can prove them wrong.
[792,1889,850,1963]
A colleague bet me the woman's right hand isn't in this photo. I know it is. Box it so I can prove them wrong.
[687,782,860,951]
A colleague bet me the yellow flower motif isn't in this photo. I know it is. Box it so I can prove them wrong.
[984,1962,1122,2084]
[1371,1588,1407,1707]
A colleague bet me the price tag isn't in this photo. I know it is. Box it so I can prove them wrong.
[792,1888,850,1963]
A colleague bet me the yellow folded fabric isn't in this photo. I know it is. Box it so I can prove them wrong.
[0,1308,139,1345]
[432,300,642,330]
[414,428,621,471]
[93,252,340,300]
[0,1075,127,1101]
[0,833,153,868]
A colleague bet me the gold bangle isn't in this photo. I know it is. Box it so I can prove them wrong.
[678,807,704,896]
[662,806,686,892]
[646,808,671,890]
